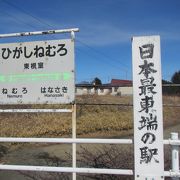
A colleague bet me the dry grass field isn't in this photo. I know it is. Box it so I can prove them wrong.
[0,95,179,138]
[0,95,179,180]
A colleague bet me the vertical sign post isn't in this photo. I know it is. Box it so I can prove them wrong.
[132,36,164,179]
[0,28,79,180]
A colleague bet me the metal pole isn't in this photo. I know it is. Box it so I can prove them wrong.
[0,137,133,144]
[71,28,76,180]
[0,109,72,113]
[0,164,179,177]
[0,165,133,175]
[171,133,179,180]
[72,104,77,180]
[0,28,79,38]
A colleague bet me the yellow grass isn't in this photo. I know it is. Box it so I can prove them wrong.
[0,95,179,138]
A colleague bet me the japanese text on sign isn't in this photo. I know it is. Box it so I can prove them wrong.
[0,39,75,104]
[132,36,164,179]
[1,43,67,59]
[138,43,159,164]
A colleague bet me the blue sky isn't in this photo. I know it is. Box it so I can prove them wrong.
[0,0,180,83]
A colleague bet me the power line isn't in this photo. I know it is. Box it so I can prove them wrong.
[76,47,127,72]
[76,39,129,72]
[0,10,36,30]
[1,0,130,74]
[0,1,127,75]
[2,0,53,29]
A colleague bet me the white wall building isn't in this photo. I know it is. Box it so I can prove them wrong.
[76,79,133,96]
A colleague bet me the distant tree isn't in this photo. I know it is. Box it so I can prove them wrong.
[165,70,180,95]
[91,77,102,86]
[171,70,180,84]
[162,79,173,95]
[162,79,171,84]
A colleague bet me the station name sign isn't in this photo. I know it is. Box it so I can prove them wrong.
[0,39,75,104]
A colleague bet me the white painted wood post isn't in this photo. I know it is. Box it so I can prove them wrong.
[72,104,77,180]
[171,133,179,180]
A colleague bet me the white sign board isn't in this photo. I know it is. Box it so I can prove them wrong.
[0,39,75,104]
[132,36,164,179]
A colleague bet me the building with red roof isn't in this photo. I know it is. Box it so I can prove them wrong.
[76,79,133,96]
[110,79,132,87]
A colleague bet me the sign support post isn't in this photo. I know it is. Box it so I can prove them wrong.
[72,104,77,180]
[0,28,79,180]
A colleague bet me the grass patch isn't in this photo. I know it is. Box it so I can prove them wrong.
[0,95,179,138]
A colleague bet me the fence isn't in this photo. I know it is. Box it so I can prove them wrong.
[0,105,179,180]
[0,30,179,180]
